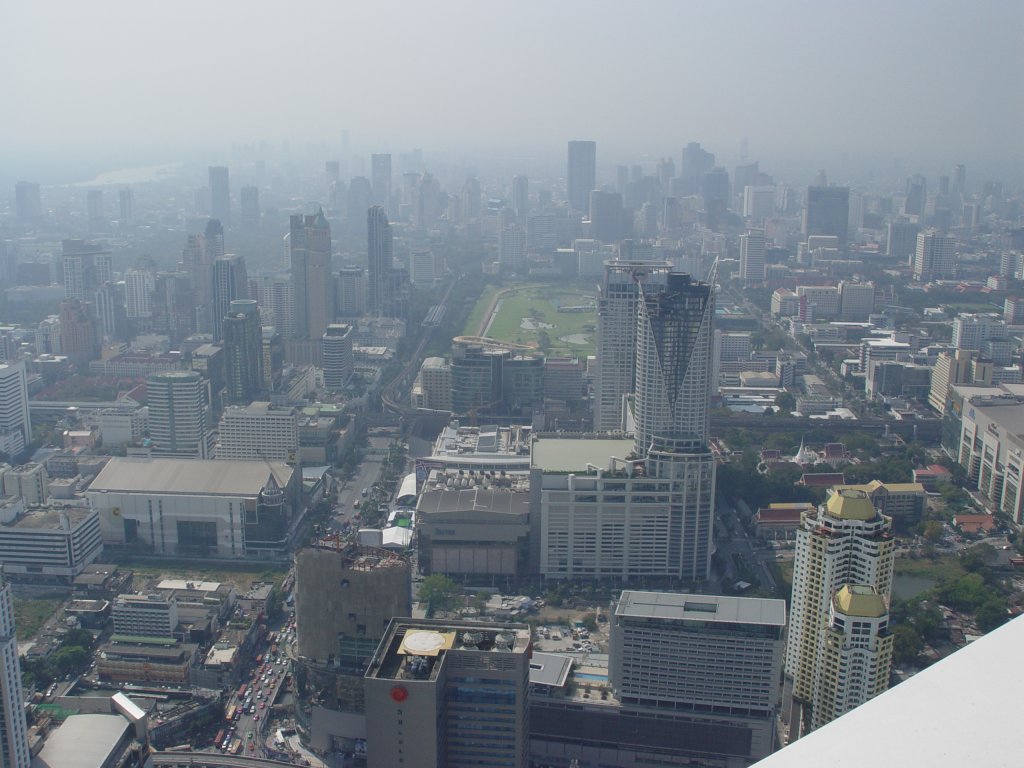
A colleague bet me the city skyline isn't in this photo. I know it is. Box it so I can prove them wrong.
[1,2,1022,186]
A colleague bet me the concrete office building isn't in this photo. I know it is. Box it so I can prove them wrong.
[415,469,530,577]
[953,391,1024,523]
[364,618,531,768]
[838,281,875,321]
[216,402,299,463]
[804,186,850,245]
[209,166,230,224]
[112,593,179,639]
[952,313,1007,351]
[146,371,213,459]
[2,463,48,505]
[0,363,31,459]
[88,457,296,558]
[928,349,991,414]
[0,506,103,583]
[0,567,30,768]
[410,357,452,411]
[567,140,597,214]
[293,542,411,754]
[785,489,894,737]
[593,260,670,431]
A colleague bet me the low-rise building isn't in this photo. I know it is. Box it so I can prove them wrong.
[96,641,198,685]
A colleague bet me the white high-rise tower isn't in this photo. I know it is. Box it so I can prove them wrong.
[0,567,30,768]
[593,260,670,432]
[0,363,31,460]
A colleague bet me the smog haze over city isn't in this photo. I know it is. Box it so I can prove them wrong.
[2,0,1022,184]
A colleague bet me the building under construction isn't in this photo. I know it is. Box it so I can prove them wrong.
[292,540,411,754]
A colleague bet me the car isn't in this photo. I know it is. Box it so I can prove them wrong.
[253,714,260,721]
[260,701,266,709]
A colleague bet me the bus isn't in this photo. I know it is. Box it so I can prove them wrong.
[225,704,237,722]
[237,683,247,700]
[231,738,244,755]
[214,729,226,747]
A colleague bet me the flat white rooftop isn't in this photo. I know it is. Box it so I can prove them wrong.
[88,456,292,496]
[754,614,1024,767]
[617,591,786,627]
[531,436,635,473]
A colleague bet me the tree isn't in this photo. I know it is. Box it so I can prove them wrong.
[922,520,944,543]
[419,575,461,613]
[892,624,923,666]
[774,391,796,413]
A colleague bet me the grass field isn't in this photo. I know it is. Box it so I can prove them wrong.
[13,596,63,641]
[893,555,966,582]
[465,284,598,357]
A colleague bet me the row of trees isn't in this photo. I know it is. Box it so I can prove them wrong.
[22,628,95,690]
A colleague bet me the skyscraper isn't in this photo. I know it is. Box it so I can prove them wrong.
[147,371,212,459]
[567,140,597,213]
[589,190,623,243]
[367,206,392,315]
[209,166,230,223]
[739,228,766,286]
[93,282,128,342]
[371,153,392,213]
[785,488,895,737]
[804,186,850,245]
[511,174,528,219]
[680,143,715,196]
[118,189,134,225]
[211,254,248,343]
[364,618,531,768]
[289,210,333,339]
[0,567,30,768]
[222,299,264,405]
[0,363,31,460]
[593,260,670,431]
[634,272,715,454]
[498,224,526,272]
[124,267,155,319]
[58,299,101,367]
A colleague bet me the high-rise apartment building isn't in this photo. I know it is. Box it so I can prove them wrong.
[147,371,212,459]
[289,210,333,340]
[367,206,393,315]
[322,324,354,391]
[593,260,670,431]
[0,363,31,460]
[0,567,31,768]
[216,402,298,463]
[811,584,893,731]
[371,154,392,213]
[61,240,113,301]
[364,618,531,768]
[785,489,894,737]
[739,228,766,286]
[124,267,154,319]
[211,254,248,343]
[567,140,597,213]
[886,219,919,260]
[913,230,956,281]
[634,272,715,454]
[260,275,295,338]
[222,299,263,405]
[58,299,101,367]
[335,267,367,317]
[209,166,230,223]
[952,313,1007,351]
[804,186,850,245]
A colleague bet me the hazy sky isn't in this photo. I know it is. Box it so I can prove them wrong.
[3,0,1022,177]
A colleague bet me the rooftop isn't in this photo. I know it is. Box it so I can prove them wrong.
[529,652,574,688]
[616,591,786,627]
[833,585,886,618]
[88,457,292,496]
[1,505,95,531]
[753,616,1024,768]
[33,713,131,768]
[824,489,877,520]
[431,422,532,458]
[531,435,636,473]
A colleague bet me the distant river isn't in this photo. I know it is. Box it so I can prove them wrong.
[75,163,183,186]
